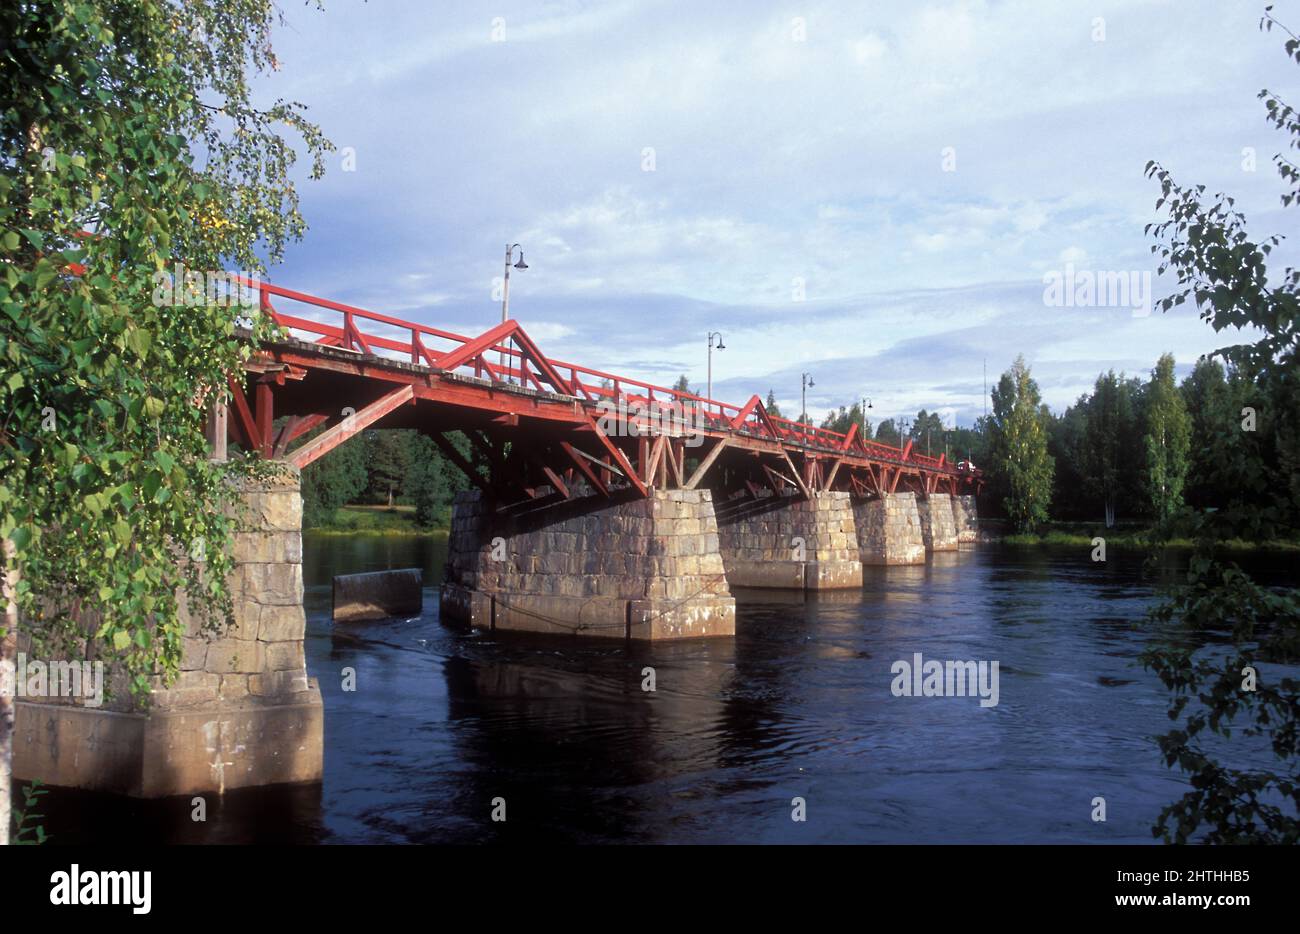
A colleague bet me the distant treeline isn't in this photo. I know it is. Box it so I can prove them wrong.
[301,429,478,529]
[807,350,1292,533]
[310,350,1285,535]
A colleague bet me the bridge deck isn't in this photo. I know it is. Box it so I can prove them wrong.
[228,278,979,503]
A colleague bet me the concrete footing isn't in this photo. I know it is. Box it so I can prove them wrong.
[13,470,323,798]
[854,492,926,565]
[333,568,423,621]
[440,489,735,640]
[917,493,959,552]
[715,491,863,590]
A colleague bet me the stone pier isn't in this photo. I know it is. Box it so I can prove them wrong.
[917,493,959,552]
[714,491,863,590]
[854,492,926,565]
[440,489,735,640]
[13,470,323,798]
[953,494,979,543]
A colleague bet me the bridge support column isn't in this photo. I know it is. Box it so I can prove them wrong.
[953,494,979,543]
[13,469,323,797]
[854,492,926,565]
[715,491,863,590]
[917,493,959,552]
[441,489,735,640]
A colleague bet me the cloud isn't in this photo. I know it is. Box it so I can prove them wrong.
[250,0,1290,426]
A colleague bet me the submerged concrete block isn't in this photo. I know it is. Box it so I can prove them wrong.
[332,567,423,621]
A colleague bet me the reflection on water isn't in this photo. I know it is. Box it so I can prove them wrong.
[30,532,1297,844]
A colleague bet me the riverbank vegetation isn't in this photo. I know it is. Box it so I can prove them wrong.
[1135,8,1300,844]
[300,428,480,531]
[813,8,1300,844]
[0,0,332,842]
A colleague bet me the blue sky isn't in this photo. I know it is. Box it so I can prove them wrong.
[253,0,1298,428]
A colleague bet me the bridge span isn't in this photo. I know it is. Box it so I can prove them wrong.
[226,278,982,640]
[14,276,983,800]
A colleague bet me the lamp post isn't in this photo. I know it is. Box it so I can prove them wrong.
[861,396,872,437]
[801,372,815,430]
[500,243,528,377]
[707,331,725,402]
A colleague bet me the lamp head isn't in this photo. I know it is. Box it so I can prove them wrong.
[513,253,528,270]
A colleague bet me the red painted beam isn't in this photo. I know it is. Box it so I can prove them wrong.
[288,385,415,469]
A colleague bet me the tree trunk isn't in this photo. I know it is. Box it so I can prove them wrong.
[1,538,18,846]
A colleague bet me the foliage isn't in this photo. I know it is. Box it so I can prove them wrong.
[0,0,331,696]
[1139,6,1300,843]
[11,779,49,845]
[1142,353,1192,520]
[301,432,366,526]
[300,428,470,530]
[908,409,946,455]
[986,355,1055,532]
[364,429,409,508]
[405,432,454,526]
[819,402,868,436]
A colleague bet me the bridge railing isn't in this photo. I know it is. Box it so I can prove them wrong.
[244,278,970,476]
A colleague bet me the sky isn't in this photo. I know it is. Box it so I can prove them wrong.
[250,0,1299,429]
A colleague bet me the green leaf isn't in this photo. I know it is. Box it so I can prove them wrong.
[9,526,32,551]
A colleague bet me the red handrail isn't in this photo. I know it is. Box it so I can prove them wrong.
[241,277,970,476]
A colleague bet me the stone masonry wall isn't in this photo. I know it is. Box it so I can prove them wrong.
[160,471,312,707]
[14,469,323,797]
[715,491,863,589]
[917,493,959,552]
[953,494,979,543]
[441,489,735,640]
[854,492,926,565]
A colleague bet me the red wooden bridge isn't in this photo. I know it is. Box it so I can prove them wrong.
[223,278,981,506]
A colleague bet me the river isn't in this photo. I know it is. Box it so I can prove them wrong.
[30,533,1296,844]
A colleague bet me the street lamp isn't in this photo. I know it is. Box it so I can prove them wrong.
[801,372,815,429]
[861,396,873,437]
[500,243,528,377]
[707,331,725,402]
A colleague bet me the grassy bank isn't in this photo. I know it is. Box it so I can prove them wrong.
[304,504,449,536]
[993,522,1300,552]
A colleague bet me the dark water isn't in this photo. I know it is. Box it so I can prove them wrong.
[30,534,1297,844]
